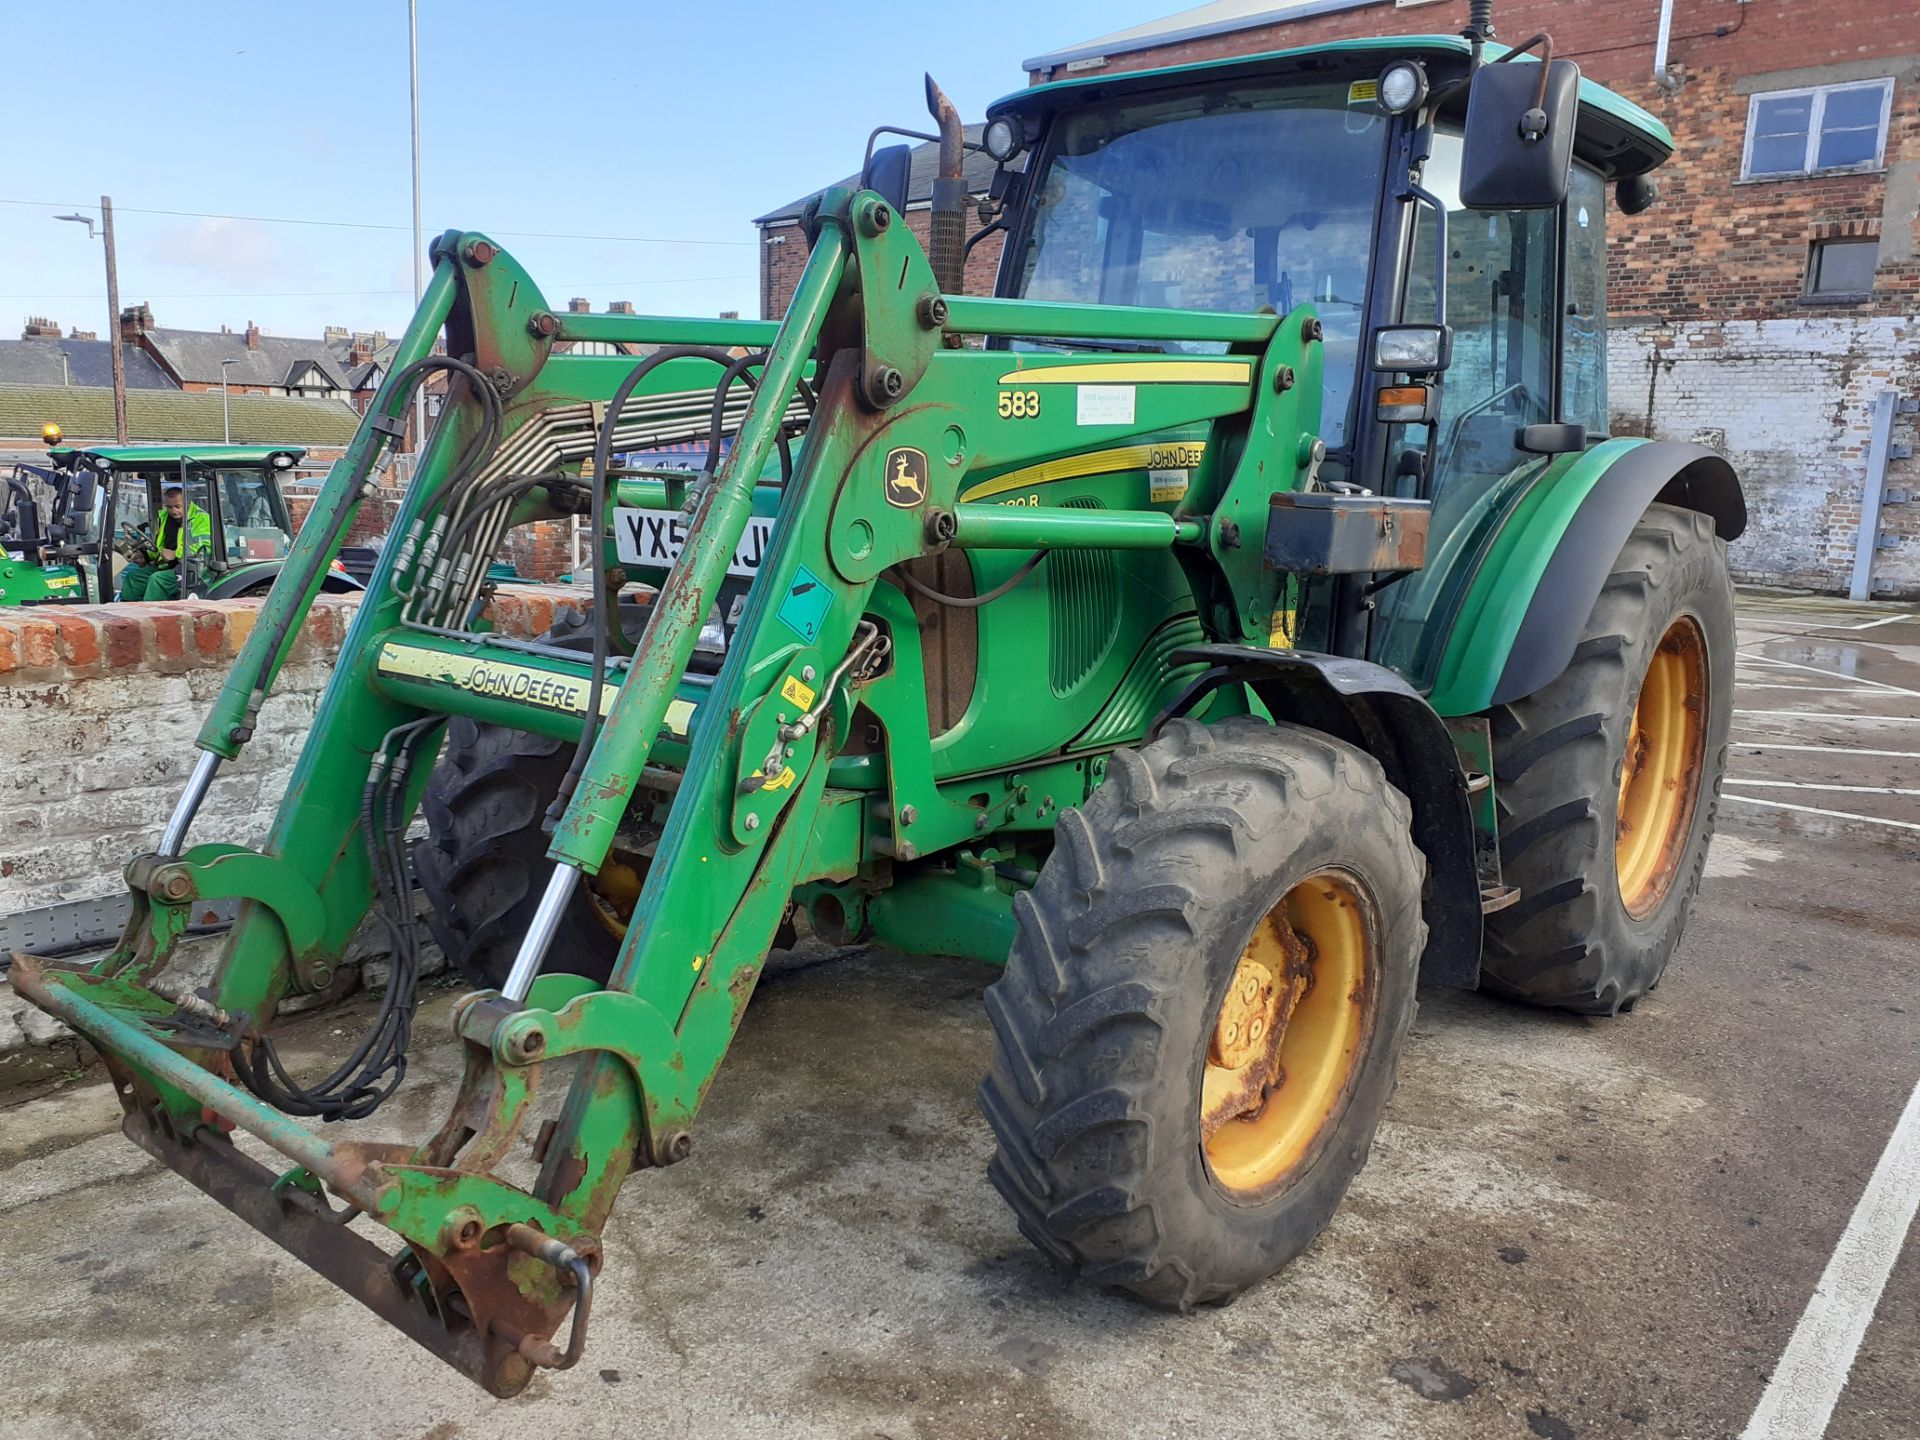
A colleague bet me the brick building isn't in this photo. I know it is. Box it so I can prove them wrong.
[756,126,1004,319]
[761,0,1920,594]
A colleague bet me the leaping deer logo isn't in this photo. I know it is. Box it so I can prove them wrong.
[885,448,928,508]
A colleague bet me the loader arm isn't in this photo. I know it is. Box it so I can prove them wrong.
[13,184,1335,1394]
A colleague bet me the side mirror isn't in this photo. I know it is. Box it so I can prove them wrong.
[1460,59,1581,210]
[864,143,913,218]
[1516,422,1587,455]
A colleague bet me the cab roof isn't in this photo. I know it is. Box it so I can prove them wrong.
[49,444,306,468]
[990,35,1674,180]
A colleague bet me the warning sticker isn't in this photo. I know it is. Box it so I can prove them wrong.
[779,673,817,711]
[777,565,833,643]
[1347,79,1379,105]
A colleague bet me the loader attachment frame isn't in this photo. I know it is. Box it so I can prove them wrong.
[13,185,1335,1394]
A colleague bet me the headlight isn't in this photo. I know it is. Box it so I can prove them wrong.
[272,453,295,469]
[1372,324,1451,373]
[1377,61,1429,116]
[983,117,1022,163]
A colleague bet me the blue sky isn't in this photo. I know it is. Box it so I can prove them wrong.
[0,1,1157,346]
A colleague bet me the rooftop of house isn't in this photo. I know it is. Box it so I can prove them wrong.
[754,124,999,225]
[136,326,380,391]
[0,384,363,447]
[0,338,176,391]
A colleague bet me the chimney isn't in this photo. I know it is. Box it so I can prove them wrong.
[245,321,260,351]
[568,297,592,313]
[608,300,635,315]
[220,324,232,335]
[349,332,374,367]
[69,328,97,342]
[372,331,387,348]
[119,302,153,342]
[323,325,349,343]
[20,316,62,341]
[718,310,740,320]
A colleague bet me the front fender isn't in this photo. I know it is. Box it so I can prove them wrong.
[1164,645,1483,988]
[205,561,364,599]
[1427,438,1743,715]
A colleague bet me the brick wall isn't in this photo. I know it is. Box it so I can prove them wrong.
[0,587,587,913]
[761,209,1007,319]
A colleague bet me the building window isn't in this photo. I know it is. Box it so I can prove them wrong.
[1742,79,1894,179]
[1805,237,1878,297]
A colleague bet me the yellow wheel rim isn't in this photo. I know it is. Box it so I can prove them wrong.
[1201,872,1376,1197]
[586,850,648,940]
[1616,616,1709,917]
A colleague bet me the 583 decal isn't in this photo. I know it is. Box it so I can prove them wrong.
[997,389,1041,420]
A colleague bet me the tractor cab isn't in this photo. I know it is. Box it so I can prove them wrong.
[43,443,358,602]
[967,34,1697,678]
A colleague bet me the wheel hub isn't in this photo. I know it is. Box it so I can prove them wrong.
[1201,873,1375,1196]
[1616,615,1709,917]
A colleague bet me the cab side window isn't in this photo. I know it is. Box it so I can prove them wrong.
[1402,125,1559,492]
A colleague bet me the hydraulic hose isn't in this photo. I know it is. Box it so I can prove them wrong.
[544,345,756,831]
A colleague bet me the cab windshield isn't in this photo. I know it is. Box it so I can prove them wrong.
[1009,80,1390,449]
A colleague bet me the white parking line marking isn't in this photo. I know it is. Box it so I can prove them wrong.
[1827,613,1918,632]
[1732,744,1920,759]
[1744,655,1920,699]
[1726,778,1920,797]
[1735,685,1866,695]
[1722,794,1920,833]
[1740,1075,1920,1439]
[1735,711,1920,724]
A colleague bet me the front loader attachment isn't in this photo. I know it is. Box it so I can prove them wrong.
[6,212,872,1395]
[11,171,1335,1391]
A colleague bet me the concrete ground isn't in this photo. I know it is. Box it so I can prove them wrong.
[2,591,1916,1440]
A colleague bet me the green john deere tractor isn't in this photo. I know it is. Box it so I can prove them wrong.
[0,441,363,605]
[13,13,1742,1396]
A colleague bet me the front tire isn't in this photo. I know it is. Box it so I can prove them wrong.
[979,716,1426,1308]
[1482,503,1734,1014]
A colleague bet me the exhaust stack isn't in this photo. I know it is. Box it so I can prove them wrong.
[924,73,966,296]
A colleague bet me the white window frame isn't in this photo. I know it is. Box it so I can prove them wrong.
[1741,78,1895,180]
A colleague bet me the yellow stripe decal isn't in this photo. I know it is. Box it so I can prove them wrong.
[377,642,694,736]
[960,442,1209,503]
[996,360,1252,387]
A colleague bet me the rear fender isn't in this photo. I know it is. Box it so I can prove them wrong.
[1428,438,1743,715]
[1161,645,1483,988]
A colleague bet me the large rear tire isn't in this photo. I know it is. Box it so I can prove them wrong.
[979,715,1426,1308]
[1482,503,1734,1014]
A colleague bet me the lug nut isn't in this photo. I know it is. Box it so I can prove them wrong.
[1273,365,1296,394]
[917,294,949,329]
[464,238,499,267]
[528,311,560,338]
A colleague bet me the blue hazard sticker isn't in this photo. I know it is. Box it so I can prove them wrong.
[776,565,833,643]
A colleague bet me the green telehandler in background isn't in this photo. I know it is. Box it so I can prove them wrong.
[13,10,1743,1396]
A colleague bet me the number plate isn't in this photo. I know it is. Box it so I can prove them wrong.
[614,509,774,579]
